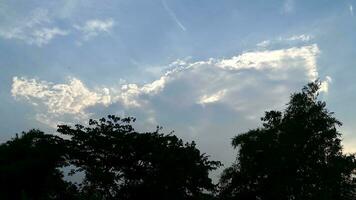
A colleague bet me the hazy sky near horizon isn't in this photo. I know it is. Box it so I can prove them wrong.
[1,0,356,169]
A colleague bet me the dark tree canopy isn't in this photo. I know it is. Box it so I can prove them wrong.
[2,81,356,200]
[57,115,221,200]
[219,81,356,200]
[0,118,220,200]
[0,129,78,200]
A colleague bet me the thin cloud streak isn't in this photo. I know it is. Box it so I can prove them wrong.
[350,5,354,16]
[161,0,186,31]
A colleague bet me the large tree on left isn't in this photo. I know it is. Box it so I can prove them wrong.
[0,129,78,200]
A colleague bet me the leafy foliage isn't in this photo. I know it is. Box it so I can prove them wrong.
[57,115,222,200]
[1,82,356,200]
[219,81,356,200]
[0,129,78,200]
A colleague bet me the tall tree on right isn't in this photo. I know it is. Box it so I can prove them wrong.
[219,81,356,200]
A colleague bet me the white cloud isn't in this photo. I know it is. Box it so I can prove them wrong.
[11,76,111,116]
[285,34,312,42]
[30,28,68,46]
[11,74,166,121]
[218,45,320,80]
[12,44,327,169]
[74,18,114,41]
[257,34,313,48]
[0,7,116,45]
[319,76,332,94]
[199,90,227,105]
[0,9,68,46]
[257,40,271,48]
[12,44,322,125]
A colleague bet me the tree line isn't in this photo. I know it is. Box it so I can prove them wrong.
[0,81,355,200]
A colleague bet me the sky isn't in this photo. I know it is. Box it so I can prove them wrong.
[1,0,356,176]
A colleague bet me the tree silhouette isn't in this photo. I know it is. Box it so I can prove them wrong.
[219,81,356,200]
[58,115,222,200]
[3,81,356,200]
[0,129,78,200]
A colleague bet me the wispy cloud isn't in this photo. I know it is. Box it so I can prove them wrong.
[320,76,332,94]
[74,18,114,41]
[350,5,354,16]
[283,0,295,14]
[0,9,68,46]
[30,28,68,46]
[285,34,312,42]
[161,0,186,31]
[256,40,271,48]
[257,34,313,48]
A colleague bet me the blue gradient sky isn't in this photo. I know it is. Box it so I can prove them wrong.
[1,0,356,171]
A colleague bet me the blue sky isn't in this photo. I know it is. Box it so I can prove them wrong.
[1,0,356,172]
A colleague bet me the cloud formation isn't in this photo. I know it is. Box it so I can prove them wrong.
[257,34,313,48]
[218,44,319,80]
[0,9,68,46]
[11,76,114,127]
[11,77,111,115]
[0,7,115,46]
[199,90,227,105]
[74,19,114,41]
[320,76,332,93]
[12,44,322,124]
[12,43,329,166]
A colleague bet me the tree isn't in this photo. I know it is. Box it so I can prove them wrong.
[58,115,222,200]
[219,81,356,200]
[0,129,78,200]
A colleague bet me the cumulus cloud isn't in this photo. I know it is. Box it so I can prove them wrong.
[12,44,327,168]
[11,77,111,115]
[0,9,68,46]
[12,44,322,119]
[218,44,319,80]
[11,73,167,126]
[74,19,114,41]
[11,76,115,127]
